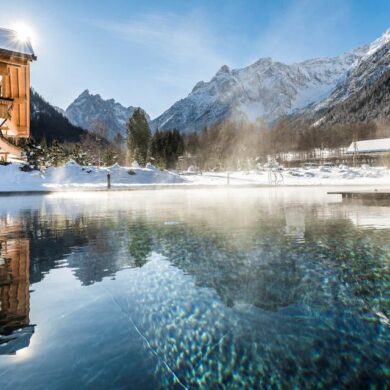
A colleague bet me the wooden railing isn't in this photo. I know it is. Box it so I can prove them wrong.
[0,97,13,122]
[0,96,23,159]
[0,135,23,159]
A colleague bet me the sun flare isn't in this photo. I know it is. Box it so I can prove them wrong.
[12,22,34,43]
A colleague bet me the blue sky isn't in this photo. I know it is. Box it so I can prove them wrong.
[2,0,390,118]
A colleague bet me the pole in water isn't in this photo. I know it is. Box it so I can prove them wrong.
[227,172,230,185]
[107,171,111,189]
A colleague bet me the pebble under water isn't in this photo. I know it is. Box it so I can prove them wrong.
[0,188,389,389]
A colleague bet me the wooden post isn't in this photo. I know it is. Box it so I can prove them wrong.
[107,172,111,189]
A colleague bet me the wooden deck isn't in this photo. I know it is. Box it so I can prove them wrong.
[328,190,390,202]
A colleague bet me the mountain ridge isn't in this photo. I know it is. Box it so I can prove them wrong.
[151,27,390,132]
[293,35,390,127]
[65,90,150,142]
[61,27,390,135]
[30,89,87,144]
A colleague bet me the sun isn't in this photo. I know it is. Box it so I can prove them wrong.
[12,22,34,43]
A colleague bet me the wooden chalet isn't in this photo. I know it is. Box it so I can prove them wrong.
[0,27,36,161]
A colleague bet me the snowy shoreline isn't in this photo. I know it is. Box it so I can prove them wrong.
[1,161,390,193]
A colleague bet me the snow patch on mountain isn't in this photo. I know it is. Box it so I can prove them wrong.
[313,34,390,112]
[152,45,369,133]
[365,28,390,57]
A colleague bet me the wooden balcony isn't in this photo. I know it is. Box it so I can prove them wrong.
[0,96,13,122]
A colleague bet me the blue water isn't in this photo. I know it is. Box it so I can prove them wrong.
[0,189,389,389]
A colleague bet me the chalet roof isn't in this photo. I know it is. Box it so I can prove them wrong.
[346,138,390,154]
[0,27,36,60]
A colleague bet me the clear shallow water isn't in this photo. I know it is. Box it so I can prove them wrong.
[0,188,389,389]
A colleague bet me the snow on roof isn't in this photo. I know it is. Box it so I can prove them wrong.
[0,27,36,59]
[346,138,390,153]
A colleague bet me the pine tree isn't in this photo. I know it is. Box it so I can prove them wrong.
[23,138,47,171]
[46,140,67,167]
[150,129,164,167]
[103,145,118,166]
[126,109,151,166]
[70,143,92,166]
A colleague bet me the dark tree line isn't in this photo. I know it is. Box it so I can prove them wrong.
[25,88,390,171]
[24,136,120,170]
[181,117,390,170]
[183,120,267,170]
[268,119,389,153]
[126,108,184,169]
[150,129,184,168]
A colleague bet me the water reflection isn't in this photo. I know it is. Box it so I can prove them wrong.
[0,234,34,354]
[284,205,305,242]
[0,189,389,388]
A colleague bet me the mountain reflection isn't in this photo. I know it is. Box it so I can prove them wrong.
[0,192,389,359]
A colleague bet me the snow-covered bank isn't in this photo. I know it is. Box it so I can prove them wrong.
[183,165,390,187]
[0,161,185,192]
[1,162,390,192]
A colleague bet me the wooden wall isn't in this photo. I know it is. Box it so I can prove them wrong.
[0,58,30,139]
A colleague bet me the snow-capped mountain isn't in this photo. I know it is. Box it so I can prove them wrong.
[309,67,390,127]
[293,28,390,126]
[152,28,390,133]
[314,29,390,113]
[65,90,150,141]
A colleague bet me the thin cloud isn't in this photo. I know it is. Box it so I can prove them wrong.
[92,12,229,83]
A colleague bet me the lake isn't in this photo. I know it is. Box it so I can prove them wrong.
[0,188,389,389]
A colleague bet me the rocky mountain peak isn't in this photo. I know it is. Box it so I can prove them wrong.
[65,91,150,142]
[80,89,90,97]
[250,57,273,68]
[216,65,231,75]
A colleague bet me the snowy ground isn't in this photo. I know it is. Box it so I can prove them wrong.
[0,162,390,192]
[183,165,390,187]
[0,161,184,192]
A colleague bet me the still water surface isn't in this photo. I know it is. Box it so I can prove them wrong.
[0,188,389,389]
